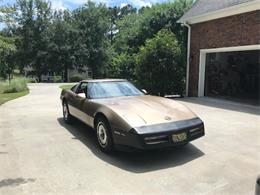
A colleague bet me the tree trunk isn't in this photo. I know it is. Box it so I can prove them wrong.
[37,73,42,82]
[8,73,11,84]
[64,64,68,82]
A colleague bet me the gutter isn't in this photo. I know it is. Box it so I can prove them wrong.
[183,22,191,97]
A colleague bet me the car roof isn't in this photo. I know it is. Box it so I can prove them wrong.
[80,79,127,83]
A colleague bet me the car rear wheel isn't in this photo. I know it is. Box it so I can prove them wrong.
[63,101,73,124]
[95,117,113,152]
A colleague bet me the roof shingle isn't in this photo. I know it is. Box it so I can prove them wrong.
[179,0,255,22]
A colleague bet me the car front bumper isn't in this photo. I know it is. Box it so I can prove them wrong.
[113,117,205,150]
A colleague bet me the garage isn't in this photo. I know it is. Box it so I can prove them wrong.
[204,49,259,105]
[178,0,260,105]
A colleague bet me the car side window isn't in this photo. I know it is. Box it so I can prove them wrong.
[76,82,87,94]
[71,84,78,92]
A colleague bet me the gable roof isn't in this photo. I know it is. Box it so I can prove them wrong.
[178,0,260,24]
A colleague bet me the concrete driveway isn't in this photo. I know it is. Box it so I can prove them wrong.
[0,83,259,195]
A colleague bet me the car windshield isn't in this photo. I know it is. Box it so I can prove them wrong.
[88,81,144,99]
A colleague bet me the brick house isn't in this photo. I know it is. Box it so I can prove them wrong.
[178,0,259,104]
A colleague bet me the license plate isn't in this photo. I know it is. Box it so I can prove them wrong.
[172,132,187,142]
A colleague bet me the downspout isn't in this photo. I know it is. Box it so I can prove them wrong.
[183,22,191,97]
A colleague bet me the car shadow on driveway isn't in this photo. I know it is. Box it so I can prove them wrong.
[176,97,259,115]
[57,118,204,173]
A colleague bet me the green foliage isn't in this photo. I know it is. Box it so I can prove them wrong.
[14,0,52,79]
[0,0,194,91]
[0,1,16,25]
[108,53,137,79]
[114,0,193,55]
[69,75,85,82]
[137,29,184,96]
[0,35,16,52]
[107,4,136,44]
[111,0,193,85]
[0,78,28,93]
[72,1,111,78]
[0,35,16,80]
[47,10,74,81]
[27,77,38,83]
[53,75,62,82]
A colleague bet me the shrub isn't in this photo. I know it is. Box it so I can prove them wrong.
[0,78,28,93]
[136,29,185,96]
[53,75,62,82]
[108,53,137,79]
[27,77,38,83]
[69,75,85,82]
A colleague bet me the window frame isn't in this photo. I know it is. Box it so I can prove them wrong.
[75,82,88,95]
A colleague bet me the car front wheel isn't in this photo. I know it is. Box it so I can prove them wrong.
[95,117,113,152]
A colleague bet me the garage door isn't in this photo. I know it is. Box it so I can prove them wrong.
[204,50,259,105]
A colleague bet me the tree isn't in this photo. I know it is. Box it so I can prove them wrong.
[72,1,110,78]
[111,0,193,80]
[12,0,34,73]
[31,0,52,80]
[0,35,16,82]
[0,2,17,81]
[13,0,52,80]
[136,29,184,96]
[47,10,75,81]
[0,1,16,52]
[0,0,193,84]
[0,0,16,25]
[114,0,193,54]
[107,4,136,45]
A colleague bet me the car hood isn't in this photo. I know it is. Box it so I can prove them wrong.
[94,95,197,127]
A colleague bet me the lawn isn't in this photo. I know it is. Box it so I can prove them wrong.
[0,78,29,105]
[59,84,74,90]
[0,90,29,105]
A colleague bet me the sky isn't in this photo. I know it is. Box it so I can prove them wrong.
[2,0,171,10]
[0,0,171,29]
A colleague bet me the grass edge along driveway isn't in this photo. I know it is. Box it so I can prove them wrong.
[59,84,74,90]
[0,90,29,105]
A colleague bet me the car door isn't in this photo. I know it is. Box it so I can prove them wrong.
[70,82,93,126]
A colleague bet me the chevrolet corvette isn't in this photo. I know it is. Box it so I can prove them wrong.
[60,79,204,152]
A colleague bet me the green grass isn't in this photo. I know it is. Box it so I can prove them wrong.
[0,78,28,93]
[59,84,74,90]
[0,77,29,105]
[0,90,29,105]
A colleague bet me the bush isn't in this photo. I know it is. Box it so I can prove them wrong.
[108,53,137,79]
[0,78,28,93]
[69,75,85,82]
[53,75,62,82]
[27,77,38,83]
[136,29,185,96]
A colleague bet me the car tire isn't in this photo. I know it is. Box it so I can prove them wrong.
[62,101,73,124]
[95,117,114,153]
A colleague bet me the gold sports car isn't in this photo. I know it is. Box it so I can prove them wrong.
[60,79,205,152]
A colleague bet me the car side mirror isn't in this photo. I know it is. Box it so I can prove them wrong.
[142,89,148,94]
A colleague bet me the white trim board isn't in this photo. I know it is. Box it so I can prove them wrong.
[197,44,260,97]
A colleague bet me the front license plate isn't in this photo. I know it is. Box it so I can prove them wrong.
[172,132,187,142]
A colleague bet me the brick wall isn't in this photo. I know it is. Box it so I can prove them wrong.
[188,10,260,96]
